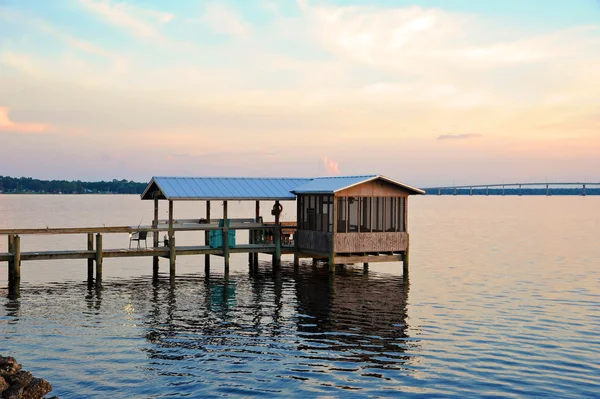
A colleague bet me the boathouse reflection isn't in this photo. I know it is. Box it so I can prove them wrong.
[140,264,412,371]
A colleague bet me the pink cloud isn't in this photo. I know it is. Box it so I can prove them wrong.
[0,107,55,133]
[321,155,341,175]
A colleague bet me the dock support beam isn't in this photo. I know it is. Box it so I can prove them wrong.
[168,200,175,277]
[205,201,211,274]
[363,262,369,273]
[95,233,103,283]
[583,184,587,196]
[403,235,410,277]
[204,201,210,275]
[8,235,14,285]
[253,201,259,268]
[169,236,176,277]
[87,233,94,282]
[152,195,159,277]
[223,201,229,273]
[8,235,21,288]
[273,200,281,270]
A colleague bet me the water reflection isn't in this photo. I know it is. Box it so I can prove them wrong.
[2,264,414,396]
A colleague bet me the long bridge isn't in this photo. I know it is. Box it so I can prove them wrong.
[423,182,600,196]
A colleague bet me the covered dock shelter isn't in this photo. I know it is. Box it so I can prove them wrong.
[140,174,424,276]
[140,176,310,275]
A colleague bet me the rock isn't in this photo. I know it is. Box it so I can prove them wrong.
[6,372,32,388]
[0,357,21,378]
[0,377,8,392]
[21,378,52,399]
[2,383,24,399]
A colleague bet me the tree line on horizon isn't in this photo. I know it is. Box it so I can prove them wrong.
[0,176,146,194]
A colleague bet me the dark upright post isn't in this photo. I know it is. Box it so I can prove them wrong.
[223,200,230,273]
[7,235,14,285]
[254,201,260,268]
[153,195,159,276]
[87,232,94,283]
[205,200,211,274]
[273,200,281,270]
[13,235,21,287]
[95,233,103,283]
[168,200,176,277]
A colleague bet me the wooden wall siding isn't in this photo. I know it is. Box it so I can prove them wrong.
[335,179,410,197]
[334,232,408,253]
[297,230,333,254]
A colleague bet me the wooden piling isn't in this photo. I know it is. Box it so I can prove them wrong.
[8,234,14,283]
[87,233,94,282]
[12,235,21,286]
[363,262,369,273]
[328,249,335,274]
[205,200,210,273]
[169,235,176,277]
[253,201,259,268]
[293,232,299,269]
[153,196,159,275]
[223,201,229,273]
[273,200,281,269]
[403,235,410,277]
[95,233,103,282]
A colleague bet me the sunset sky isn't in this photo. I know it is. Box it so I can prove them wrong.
[1,0,599,186]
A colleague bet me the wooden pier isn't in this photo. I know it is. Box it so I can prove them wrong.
[1,223,293,292]
[1,174,423,293]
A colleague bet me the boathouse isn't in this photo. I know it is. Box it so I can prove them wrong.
[291,175,424,270]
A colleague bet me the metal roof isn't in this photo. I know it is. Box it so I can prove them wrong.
[141,175,425,200]
[141,176,311,201]
[290,175,377,194]
[291,175,426,195]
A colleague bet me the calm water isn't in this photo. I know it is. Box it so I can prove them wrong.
[0,195,599,398]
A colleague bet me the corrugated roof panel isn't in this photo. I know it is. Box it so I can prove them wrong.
[290,175,378,194]
[147,176,312,200]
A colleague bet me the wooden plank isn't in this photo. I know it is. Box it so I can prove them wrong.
[169,235,176,276]
[153,196,159,275]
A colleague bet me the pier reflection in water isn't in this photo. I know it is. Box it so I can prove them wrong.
[0,262,414,398]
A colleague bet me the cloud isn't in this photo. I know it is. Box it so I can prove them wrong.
[321,155,340,175]
[438,133,483,140]
[0,106,55,133]
[78,0,173,39]
[201,2,249,36]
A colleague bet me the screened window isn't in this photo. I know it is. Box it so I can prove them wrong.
[398,197,406,232]
[337,197,347,233]
[360,197,371,232]
[348,197,359,232]
[385,197,395,232]
[373,197,384,232]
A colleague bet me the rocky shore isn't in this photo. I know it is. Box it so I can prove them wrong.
[0,356,56,399]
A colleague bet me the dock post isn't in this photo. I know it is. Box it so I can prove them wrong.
[272,200,281,269]
[403,235,410,277]
[95,233,103,283]
[253,201,259,269]
[363,262,369,273]
[10,235,21,287]
[328,249,335,274]
[223,201,229,273]
[205,200,211,274]
[169,235,176,277]
[583,184,587,196]
[87,233,94,283]
[7,235,14,284]
[293,232,299,269]
[153,195,159,276]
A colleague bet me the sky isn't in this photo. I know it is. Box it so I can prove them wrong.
[0,0,599,186]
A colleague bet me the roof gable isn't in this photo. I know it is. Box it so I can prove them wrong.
[291,175,424,195]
